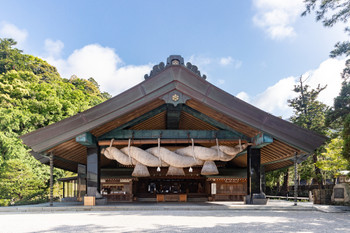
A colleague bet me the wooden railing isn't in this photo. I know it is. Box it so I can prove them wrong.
[266,195,309,201]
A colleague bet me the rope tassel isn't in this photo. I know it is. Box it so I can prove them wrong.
[157,138,161,172]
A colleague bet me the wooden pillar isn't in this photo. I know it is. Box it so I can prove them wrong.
[246,146,267,204]
[67,182,70,197]
[261,165,266,194]
[86,147,100,196]
[63,181,65,198]
[250,147,261,194]
[77,164,87,201]
[294,152,298,206]
[247,146,251,197]
[49,152,53,206]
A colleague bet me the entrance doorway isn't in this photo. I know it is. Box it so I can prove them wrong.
[134,178,207,201]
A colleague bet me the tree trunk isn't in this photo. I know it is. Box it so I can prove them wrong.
[312,153,323,189]
[282,168,289,196]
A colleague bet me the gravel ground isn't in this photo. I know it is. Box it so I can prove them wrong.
[1,210,350,233]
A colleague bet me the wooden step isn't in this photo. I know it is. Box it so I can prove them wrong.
[136,198,157,202]
[187,197,208,202]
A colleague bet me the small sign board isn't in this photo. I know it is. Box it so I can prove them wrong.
[211,183,217,195]
[120,179,132,183]
[207,178,247,183]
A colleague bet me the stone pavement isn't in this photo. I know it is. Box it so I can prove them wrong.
[0,200,349,213]
[0,207,350,233]
[1,200,350,233]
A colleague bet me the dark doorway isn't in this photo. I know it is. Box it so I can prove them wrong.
[134,178,207,199]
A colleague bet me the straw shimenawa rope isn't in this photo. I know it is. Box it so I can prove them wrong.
[102,142,249,177]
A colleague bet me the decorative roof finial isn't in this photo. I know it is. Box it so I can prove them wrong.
[144,55,207,80]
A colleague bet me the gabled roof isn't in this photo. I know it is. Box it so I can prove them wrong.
[21,56,327,155]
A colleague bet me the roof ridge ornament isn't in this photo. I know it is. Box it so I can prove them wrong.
[144,55,207,80]
[185,62,206,79]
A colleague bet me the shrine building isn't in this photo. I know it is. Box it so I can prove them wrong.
[21,55,327,204]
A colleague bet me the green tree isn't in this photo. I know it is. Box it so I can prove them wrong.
[0,38,25,74]
[264,76,328,192]
[303,0,350,163]
[288,77,328,134]
[288,76,328,186]
[316,137,349,181]
[265,168,286,195]
[0,38,110,205]
[0,159,46,205]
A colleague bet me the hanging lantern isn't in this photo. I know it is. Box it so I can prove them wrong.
[189,167,193,173]
[157,166,161,172]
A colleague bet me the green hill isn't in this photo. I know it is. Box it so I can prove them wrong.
[0,38,110,206]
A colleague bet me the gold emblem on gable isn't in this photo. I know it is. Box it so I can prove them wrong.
[172,94,179,102]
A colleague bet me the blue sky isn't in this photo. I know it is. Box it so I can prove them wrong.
[0,0,347,118]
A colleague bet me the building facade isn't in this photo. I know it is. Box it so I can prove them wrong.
[21,55,327,204]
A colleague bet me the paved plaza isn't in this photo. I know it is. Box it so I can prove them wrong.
[1,204,350,233]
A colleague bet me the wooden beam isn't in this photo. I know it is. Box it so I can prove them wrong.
[182,105,251,141]
[235,150,247,158]
[262,156,294,166]
[236,134,273,158]
[109,104,167,131]
[99,138,246,146]
[261,152,307,166]
[166,104,182,129]
[31,151,81,166]
[251,133,273,148]
[265,162,294,172]
[76,132,96,147]
[52,155,81,166]
[99,129,243,140]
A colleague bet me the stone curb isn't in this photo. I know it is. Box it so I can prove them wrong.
[313,205,350,213]
[0,205,316,213]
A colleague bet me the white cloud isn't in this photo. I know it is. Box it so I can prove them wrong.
[45,43,152,96]
[252,0,304,40]
[254,76,297,117]
[0,21,28,47]
[266,25,295,39]
[44,39,64,58]
[220,57,233,66]
[236,58,346,118]
[236,91,250,103]
[305,59,345,106]
[188,55,213,67]
[219,56,242,69]
[189,55,242,69]
[188,54,242,86]
[218,79,225,85]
